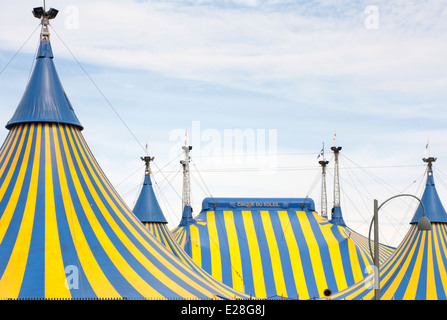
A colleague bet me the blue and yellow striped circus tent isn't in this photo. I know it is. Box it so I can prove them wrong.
[331,158,447,300]
[172,197,395,299]
[132,158,250,299]
[0,10,250,300]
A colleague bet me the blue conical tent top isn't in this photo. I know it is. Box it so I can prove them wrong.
[179,205,195,226]
[6,41,83,130]
[330,206,346,226]
[410,158,447,224]
[133,157,167,224]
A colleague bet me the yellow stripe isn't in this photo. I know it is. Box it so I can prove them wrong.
[426,228,436,300]
[242,210,266,298]
[297,210,328,296]
[53,124,121,298]
[190,224,202,266]
[44,124,71,299]
[206,211,223,282]
[260,210,287,297]
[277,210,308,299]
[223,210,244,292]
[0,124,39,298]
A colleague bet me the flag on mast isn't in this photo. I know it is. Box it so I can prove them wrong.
[185,130,188,146]
[145,137,148,155]
[317,142,325,159]
[424,138,430,155]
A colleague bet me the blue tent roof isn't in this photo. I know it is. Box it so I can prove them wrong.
[330,206,346,227]
[133,174,167,223]
[179,205,195,226]
[6,41,83,130]
[410,174,447,224]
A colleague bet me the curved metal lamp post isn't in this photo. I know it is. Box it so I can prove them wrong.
[368,194,431,300]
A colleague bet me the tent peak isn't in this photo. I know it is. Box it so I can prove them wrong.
[133,155,167,224]
[5,7,83,131]
[32,6,59,42]
[411,156,447,224]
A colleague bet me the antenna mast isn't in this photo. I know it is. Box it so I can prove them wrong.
[331,146,342,208]
[180,146,193,208]
[319,159,329,218]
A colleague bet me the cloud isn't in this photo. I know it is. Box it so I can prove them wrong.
[1,0,447,247]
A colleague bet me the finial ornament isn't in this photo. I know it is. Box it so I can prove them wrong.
[423,157,437,176]
[141,156,154,176]
[32,6,59,42]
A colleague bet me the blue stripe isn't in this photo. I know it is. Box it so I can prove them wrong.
[330,224,355,286]
[213,211,233,286]
[196,214,212,275]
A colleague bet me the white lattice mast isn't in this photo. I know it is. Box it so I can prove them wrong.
[331,145,342,208]
[180,138,192,209]
[330,134,346,226]
[319,159,329,218]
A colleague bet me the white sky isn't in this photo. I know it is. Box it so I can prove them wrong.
[1,0,447,247]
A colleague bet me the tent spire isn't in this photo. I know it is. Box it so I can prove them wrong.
[319,159,329,218]
[330,145,346,226]
[331,146,342,208]
[179,145,195,226]
[181,145,193,208]
[133,155,167,224]
[142,154,154,176]
[6,6,83,131]
[423,156,436,176]
[32,6,59,42]
[410,156,447,224]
